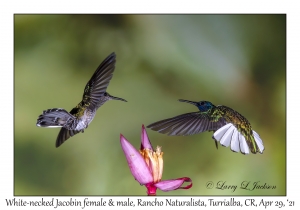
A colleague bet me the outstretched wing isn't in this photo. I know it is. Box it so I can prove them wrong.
[36,108,77,129]
[147,112,227,136]
[82,52,116,110]
[56,127,82,148]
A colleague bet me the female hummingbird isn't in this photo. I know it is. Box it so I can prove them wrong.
[36,52,127,148]
[147,99,264,155]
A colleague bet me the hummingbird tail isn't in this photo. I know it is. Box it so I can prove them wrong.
[213,123,249,154]
[212,123,265,155]
[36,108,77,128]
[56,127,82,148]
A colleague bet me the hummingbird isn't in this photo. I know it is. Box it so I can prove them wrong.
[147,99,264,155]
[36,52,127,148]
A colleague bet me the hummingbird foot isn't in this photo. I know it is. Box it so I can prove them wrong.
[214,139,218,149]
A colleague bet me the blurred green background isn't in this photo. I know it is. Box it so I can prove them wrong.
[14,14,285,196]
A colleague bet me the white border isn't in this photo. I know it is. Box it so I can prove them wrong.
[2,1,299,209]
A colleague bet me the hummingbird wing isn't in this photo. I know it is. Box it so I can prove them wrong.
[82,52,116,110]
[147,112,227,136]
[36,108,77,128]
[56,127,82,148]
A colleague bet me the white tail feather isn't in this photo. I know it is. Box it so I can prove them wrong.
[219,125,235,147]
[253,130,265,153]
[213,123,232,142]
[230,129,240,153]
[239,134,250,154]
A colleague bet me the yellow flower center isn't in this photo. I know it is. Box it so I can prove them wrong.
[140,146,163,183]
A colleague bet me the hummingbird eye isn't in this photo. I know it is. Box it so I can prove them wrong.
[200,102,205,106]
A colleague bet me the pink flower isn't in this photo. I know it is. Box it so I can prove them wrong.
[120,125,192,195]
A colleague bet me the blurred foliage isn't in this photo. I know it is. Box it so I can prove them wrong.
[14,14,286,196]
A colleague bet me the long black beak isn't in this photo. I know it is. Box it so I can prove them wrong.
[178,99,198,106]
[109,95,127,102]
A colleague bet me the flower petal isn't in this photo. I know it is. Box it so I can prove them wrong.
[154,177,192,191]
[120,134,153,185]
[141,124,153,150]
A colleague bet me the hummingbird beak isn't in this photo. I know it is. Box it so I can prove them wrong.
[109,95,127,102]
[178,99,198,106]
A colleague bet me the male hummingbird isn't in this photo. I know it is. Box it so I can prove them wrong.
[36,52,127,147]
[147,99,264,155]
